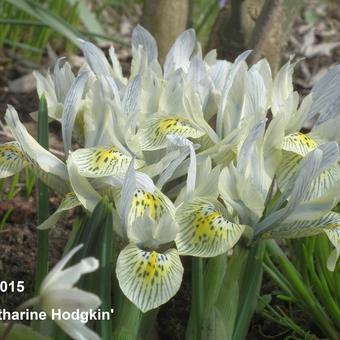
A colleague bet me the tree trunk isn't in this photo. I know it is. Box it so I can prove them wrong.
[206,0,264,61]
[141,0,190,65]
[206,0,303,73]
[248,0,304,73]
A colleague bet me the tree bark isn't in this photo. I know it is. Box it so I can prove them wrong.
[141,0,189,64]
[206,0,264,61]
[248,0,304,73]
[206,0,303,73]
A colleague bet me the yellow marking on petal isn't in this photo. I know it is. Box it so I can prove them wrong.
[91,147,129,170]
[131,189,166,221]
[295,133,318,148]
[116,244,183,312]
[140,116,205,150]
[135,251,172,287]
[191,208,227,246]
[283,132,318,156]
[0,142,28,178]
[0,143,25,162]
[176,199,245,257]
[72,146,143,177]
[159,118,192,134]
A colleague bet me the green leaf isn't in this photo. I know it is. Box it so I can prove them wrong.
[66,0,107,44]
[0,323,52,340]
[5,0,84,46]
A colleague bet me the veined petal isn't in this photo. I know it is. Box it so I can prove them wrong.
[139,116,205,151]
[116,243,183,312]
[175,198,246,257]
[167,135,197,195]
[71,146,143,178]
[164,29,196,77]
[308,65,340,124]
[33,166,70,195]
[0,142,28,177]
[128,188,175,226]
[278,151,340,202]
[5,106,69,194]
[37,192,81,230]
[216,50,252,137]
[80,40,111,76]
[260,212,340,242]
[132,25,158,63]
[109,47,127,85]
[283,132,319,156]
[62,71,89,153]
[324,227,340,271]
[67,154,102,212]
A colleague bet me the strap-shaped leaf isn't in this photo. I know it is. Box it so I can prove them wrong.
[37,192,81,230]
[0,141,28,177]
[71,146,143,178]
[282,132,318,156]
[116,243,183,312]
[175,198,246,257]
[139,116,205,151]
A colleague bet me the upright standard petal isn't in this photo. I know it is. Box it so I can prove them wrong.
[116,243,184,312]
[132,25,158,63]
[62,71,89,153]
[164,29,196,77]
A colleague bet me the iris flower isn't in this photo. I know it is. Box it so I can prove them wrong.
[1,25,340,313]
[22,244,101,340]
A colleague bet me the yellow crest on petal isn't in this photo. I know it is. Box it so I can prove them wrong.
[0,142,28,177]
[176,198,246,257]
[72,146,143,177]
[140,116,205,150]
[129,189,174,225]
[283,132,318,156]
[116,243,183,312]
